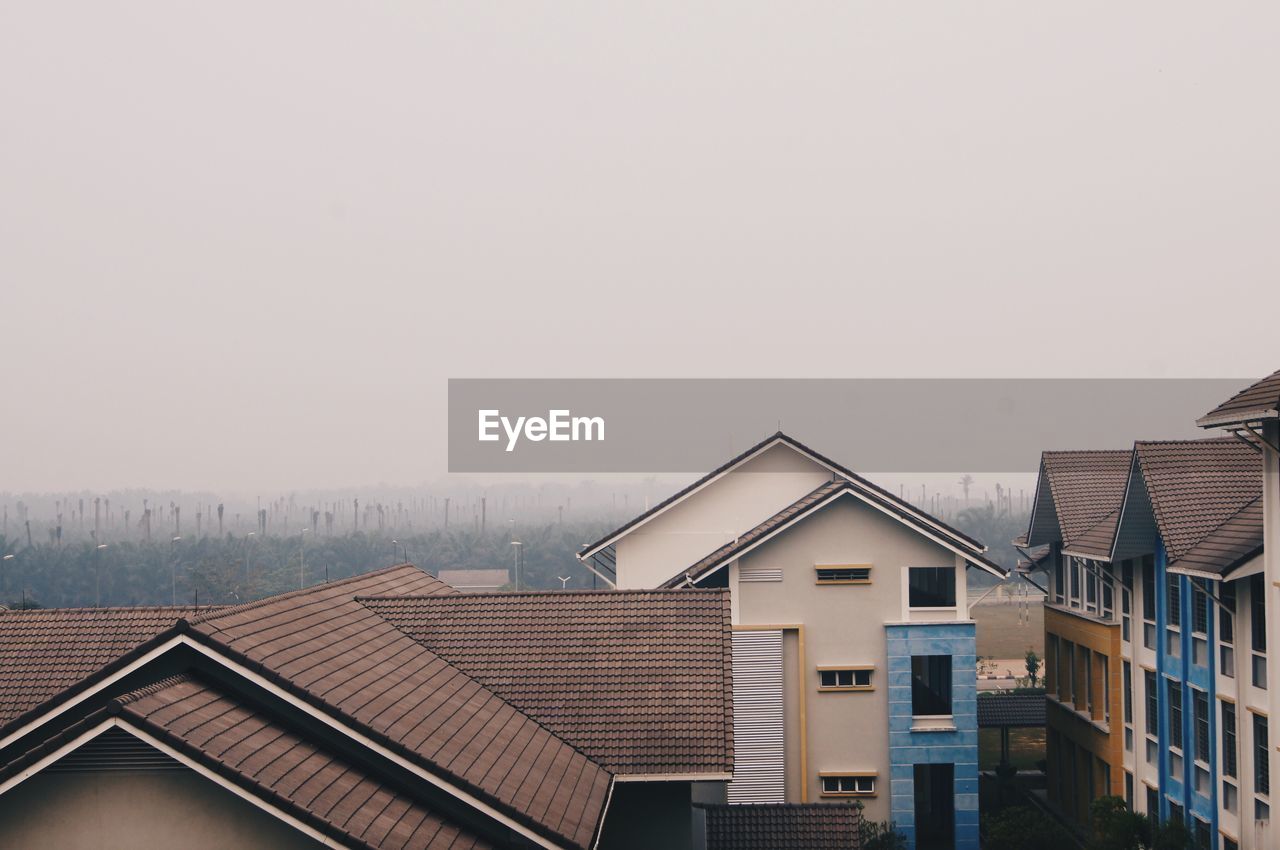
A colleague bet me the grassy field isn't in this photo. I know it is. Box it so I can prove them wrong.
[972,599,1044,658]
[978,727,1046,771]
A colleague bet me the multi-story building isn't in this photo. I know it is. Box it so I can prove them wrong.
[578,433,1007,850]
[1026,370,1280,850]
[1020,449,1133,827]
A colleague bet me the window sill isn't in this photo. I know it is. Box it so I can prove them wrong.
[911,715,956,732]
[818,686,874,693]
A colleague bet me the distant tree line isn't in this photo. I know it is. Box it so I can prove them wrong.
[0,505,1031,609]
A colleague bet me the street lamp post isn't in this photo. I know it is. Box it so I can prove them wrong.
[95,544,108,607]
[299,529,311,590]
[1,554,15,609]
[170,537,182,605]
[511,541,523,591]
[245,532,255,600]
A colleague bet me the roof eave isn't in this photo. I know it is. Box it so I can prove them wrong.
[1196,409,1280,429]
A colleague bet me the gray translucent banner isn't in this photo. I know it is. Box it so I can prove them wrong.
[448,379,1250,473]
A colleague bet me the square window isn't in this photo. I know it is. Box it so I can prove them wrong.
[908,567,956,608]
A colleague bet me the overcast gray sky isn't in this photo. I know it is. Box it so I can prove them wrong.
[3,3,1278,492]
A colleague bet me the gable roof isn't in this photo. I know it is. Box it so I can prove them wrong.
[661,478,1006,589]
[1129,438,1261,563]
[185,565,611,850]
[0,605,214,729]
[1197,369,1280,428]
[361,589,732,778]
[1024,450,1132,559]
[702,803,863,850]
[578,432,989,564]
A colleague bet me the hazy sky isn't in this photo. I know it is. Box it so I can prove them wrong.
[3,4,1279,491]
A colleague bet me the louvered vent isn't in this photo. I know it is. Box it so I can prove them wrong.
[739,565,783,583]
[48,728,184,773]
[727,629,785,804]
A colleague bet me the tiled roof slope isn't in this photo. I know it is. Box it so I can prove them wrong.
[977,694,1046,728]
[1067,511,1122,560]
[1133,438,1262,561]
[0,605,213,727]
[663,479,1006,589]
[1039,450,1133,552]
[1168,497,1264,577]
[702,803,863,850]
[1198,369,1280,428]
[114,675,492,850]
[187,565,610,850]
[362,589,733,777]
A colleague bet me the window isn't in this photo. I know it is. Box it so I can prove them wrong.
[1070,558,1081,604]
[1194,689,1210,764]
[1252,573,1267,652]
[1086,565,1098,612]
[1084,651,1094,716]
[1142,556,1156,620]
[815,566,871,584]
[1223,701,1238,778]
[1192,586,1209,634]
[1066,643,1076,705]
[1123,660,1133,725]
[908,567,955,607]
[1169,681,1183,751]
[1222,581,1236,676]
[1224,779,1238,813]
[1223,837,1239,850]
[1254,799,1269,822]
[1125,772,1134,809]
[820,774,875,797]
[1101,654,1110,724]
[1054,555,1065,604]
[1193,817,1210,850]
[1254,713,1269,796]
[1146,785,1159,819]
[1169,800,1184,824]
[1169,578,1182,627]
[1145,670,1159,735]
[911,655,952,716]
[818,667,873,691]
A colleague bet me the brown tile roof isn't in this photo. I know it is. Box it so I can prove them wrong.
[977,694,1046,728]
[581,432,991,562]
[1133,438,1262,562]
[1198,369,1280,428]
[187,565,610,850]
[0,605,213,728]
[662,478,1006,589]
[702,803,863,850]
[361,589,733,777]
[1034,450,1133,556]
[1167,497,1264,578]
[111,674,493,850]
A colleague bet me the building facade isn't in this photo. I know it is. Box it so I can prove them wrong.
[1025,369,1280,850]
[579,433,1006,850]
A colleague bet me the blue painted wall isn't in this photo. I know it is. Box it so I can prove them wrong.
[886,622,979,850]
[1155,541,1219,846]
